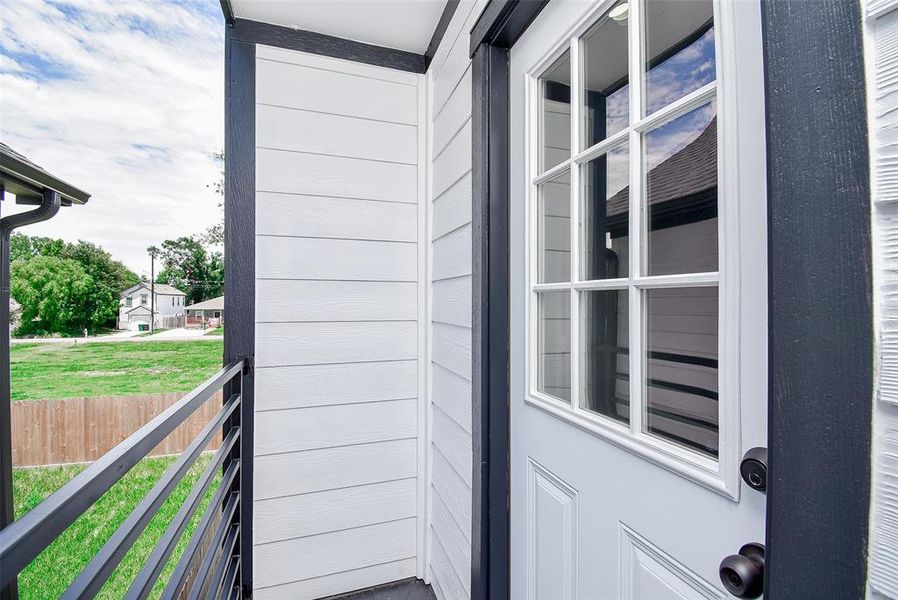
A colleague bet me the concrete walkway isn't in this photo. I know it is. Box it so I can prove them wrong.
[12,327,222,344]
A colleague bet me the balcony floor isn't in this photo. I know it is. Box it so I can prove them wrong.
[322,578,436,600]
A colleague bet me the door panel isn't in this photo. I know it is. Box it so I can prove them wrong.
[510,1,768,598]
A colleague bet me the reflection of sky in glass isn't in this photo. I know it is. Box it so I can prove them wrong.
[646,27,715,114]
[605,85,629,140]
[645,100,715,172]
[606,143,629,197]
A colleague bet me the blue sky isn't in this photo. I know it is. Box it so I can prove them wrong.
[0,0,225,274]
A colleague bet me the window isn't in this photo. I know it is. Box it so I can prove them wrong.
[125,297,132,308]
[530,0,723,462]
[140,294,148,305]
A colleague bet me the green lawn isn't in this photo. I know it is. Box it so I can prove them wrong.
[204,327,224,336]
[14,454,220,599]
[10,341,224,401]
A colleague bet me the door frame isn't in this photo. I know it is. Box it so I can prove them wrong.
[469,1,872,599]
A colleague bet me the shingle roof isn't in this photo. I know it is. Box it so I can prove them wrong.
[185,296,224,311]
[607,117,716,216]
[121,282,186,297]
[0,141,90,206]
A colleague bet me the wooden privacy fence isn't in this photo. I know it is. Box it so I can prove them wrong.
[12,391,223,467]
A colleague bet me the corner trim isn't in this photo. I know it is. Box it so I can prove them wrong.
[223,29,255,594]
[229,18,426,74]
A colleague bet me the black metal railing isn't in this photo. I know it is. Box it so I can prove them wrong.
[0,359,248,599]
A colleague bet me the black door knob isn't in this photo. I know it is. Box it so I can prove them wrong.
[719,543,765,598]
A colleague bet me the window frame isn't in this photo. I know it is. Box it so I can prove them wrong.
[523,0,745,498]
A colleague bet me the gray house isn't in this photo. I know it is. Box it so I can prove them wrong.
[0,1,893,600]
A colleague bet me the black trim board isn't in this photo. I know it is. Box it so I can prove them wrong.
[761,0,872,598]
[470,0,550,57]
[230,18,425,73]
[223,28,255,596]
[425,0,461,71]
[222,0,460,75]
[472,42,511,600]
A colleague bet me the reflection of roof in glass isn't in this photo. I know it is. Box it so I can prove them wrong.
[607,117,716,217]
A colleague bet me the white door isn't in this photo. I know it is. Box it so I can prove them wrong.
[509,1,768,598]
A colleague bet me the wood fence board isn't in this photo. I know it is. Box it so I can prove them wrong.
[11,391,223,467]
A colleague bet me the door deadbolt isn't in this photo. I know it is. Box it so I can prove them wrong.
[740,447,768,493]
[719,543,765,598]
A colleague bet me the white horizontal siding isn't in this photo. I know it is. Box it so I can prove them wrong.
[257,192,417,241]
[255,518,417,589]
[254,46,422,597]
[255,478,417,543]
[256,236,416,281]
[254,438,417,500]
[425,3,486,597]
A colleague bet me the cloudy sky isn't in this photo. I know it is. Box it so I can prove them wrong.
[1,0,225,275]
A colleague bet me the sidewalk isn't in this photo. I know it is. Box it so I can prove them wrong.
[12,327,223,344]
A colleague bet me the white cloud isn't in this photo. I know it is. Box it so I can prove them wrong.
[0,0,224,275]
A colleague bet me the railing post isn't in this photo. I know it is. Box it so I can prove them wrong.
[224,22,256,597]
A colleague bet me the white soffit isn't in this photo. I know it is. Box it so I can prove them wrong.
[230,0,447,54]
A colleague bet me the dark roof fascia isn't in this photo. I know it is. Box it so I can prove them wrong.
[229,18,426,74]
[425,0,461,71]
[0,146,90,206]
[469,0,550,56]
[219,0,235,26]
[221,0,460,74]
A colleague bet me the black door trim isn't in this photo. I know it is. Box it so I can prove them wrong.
[761,1,872,598]
[470,0,873,598]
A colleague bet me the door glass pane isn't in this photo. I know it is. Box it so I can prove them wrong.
[644,101,717,276]
[582,143,629,280]
[540,51,571,172]
[538,291,571,403]
[645,287,718,457]
[581,289,629,423]
[538,170,571,283]
[644,0,715,115]
[582,2,629,148]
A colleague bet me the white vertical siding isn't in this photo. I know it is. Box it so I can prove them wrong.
[868,2,898,598]
[253,45,422,599]
[426,3,487,598]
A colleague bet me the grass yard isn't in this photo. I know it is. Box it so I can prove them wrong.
[14,454,220,599]
[204,327,224,336]
[10,340,224,401]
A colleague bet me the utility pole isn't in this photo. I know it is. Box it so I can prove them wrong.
[147,246,158,333]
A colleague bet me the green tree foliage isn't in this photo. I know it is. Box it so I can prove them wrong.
[11,256,104,334]
[9,233,139,334]
[155,237,223,305]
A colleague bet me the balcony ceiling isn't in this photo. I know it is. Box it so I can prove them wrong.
[228,0,448,54]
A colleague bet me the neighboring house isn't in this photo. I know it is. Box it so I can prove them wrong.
[118,283,186,331]
[185,296,224,328]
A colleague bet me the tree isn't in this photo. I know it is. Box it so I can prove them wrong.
[9,234,139,332]
[155,236,223,304]
[11,256,103,334]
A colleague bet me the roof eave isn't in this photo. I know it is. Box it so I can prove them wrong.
[0,148,90,205]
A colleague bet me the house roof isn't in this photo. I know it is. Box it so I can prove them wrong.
[125,305,152,315]
[606,117,717,216]
[186,296,224,311]
[0,142,90,206]
[121,282,186,297]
